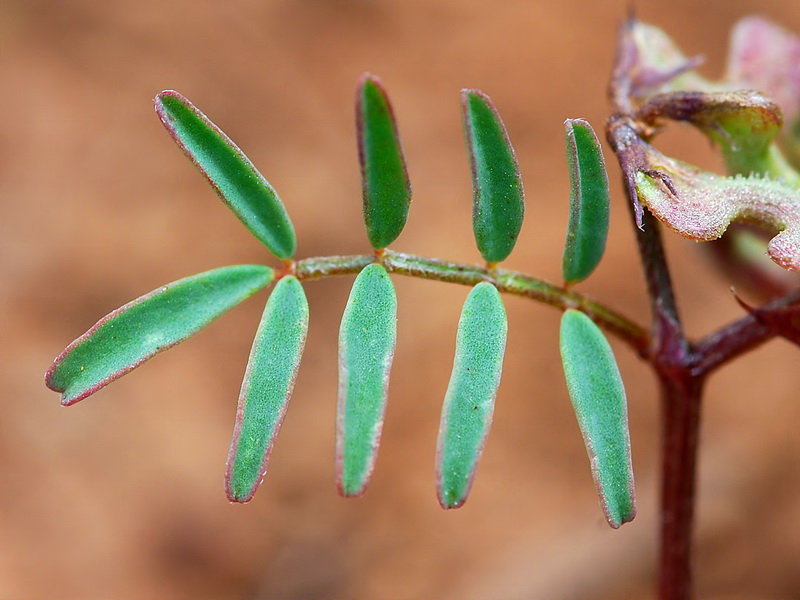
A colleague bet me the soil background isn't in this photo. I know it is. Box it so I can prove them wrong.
[2,1,799,599]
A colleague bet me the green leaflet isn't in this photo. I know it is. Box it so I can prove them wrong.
[436,282,507,509]
[337,264,398,496]
[46,265,274,406]
[462,90,525,264]
[155,91,297,259]
[357,75,412,250]
[562,119,610,284]
[559,309,636,528]
[225,275,309,503]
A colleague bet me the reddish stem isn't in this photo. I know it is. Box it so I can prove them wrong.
[657,372,704,600]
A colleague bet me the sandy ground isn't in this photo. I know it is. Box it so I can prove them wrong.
[1,1,799,598]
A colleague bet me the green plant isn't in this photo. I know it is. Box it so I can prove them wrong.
[44,15,800,600]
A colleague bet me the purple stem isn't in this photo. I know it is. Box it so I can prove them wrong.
[657,373,704,600]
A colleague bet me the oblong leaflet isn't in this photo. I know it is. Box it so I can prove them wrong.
[562,119,610,284]
[436,282,507,509]
[337,264,398,496]
[225,275,309,503]
[357,74,412,250]
[155,91,297,259]
[559,309,636,528]
[462,90,525,264]
[46,265,275,406]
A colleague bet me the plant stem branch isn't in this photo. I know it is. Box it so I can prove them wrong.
[294,250,650,355]
[602,13,800,600]
[692,286,800,376]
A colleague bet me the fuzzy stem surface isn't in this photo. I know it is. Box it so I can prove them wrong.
[294,250,650,355]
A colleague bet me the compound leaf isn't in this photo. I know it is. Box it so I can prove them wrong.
[155,90,297,259]
[462,90,524,264]
[225,275,309,503]
[337,264,397,497]
[559,309,635,528]
[562,119,610,284]
[46,265,274,406]
[436,282,507,509]
[357,75,412,250]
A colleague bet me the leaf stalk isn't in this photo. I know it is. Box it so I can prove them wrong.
[294,250,650,356]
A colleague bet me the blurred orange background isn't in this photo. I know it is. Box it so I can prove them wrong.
[2,1,799,598]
